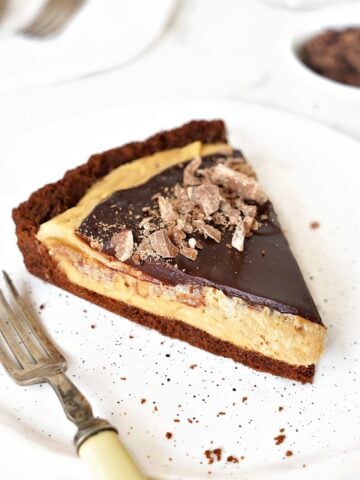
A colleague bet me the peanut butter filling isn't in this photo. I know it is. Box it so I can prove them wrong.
[37,141,326,367]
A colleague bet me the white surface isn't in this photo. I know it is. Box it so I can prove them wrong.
[0,102,360,480]
[0,0,176,93]
[1,0,360,142]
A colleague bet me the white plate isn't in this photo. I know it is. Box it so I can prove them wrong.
[284,3,360,101]
[0,102,360,480]
[0,0,176,94]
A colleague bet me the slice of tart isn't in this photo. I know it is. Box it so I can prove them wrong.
[13,120,326,383]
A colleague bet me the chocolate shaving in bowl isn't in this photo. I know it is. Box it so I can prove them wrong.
[300,28,360,87]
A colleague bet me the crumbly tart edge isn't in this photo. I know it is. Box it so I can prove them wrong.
[12,119,314,383]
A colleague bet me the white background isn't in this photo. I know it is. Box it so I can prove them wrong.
[1,0,360,140]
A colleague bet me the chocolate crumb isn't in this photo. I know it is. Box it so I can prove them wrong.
[226,455,239,463]
[39,303,46,310]
[274,434,286,445]
[165,432,173,440]
[242,396,248,403]
[279,428,285,433]
[120,377,127,381]
[278,406,284,412]
[204,448,222,464]
[310,221,320,229]
[213,448,222,462]
[173,419,180,423]
[189,364,198,369]
[141,398,146,404]
[90,324,96,329]
[285,450,293,457]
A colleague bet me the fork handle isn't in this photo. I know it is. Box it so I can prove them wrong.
[79,429,147,480]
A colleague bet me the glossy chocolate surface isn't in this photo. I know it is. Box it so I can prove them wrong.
[77,154,322,324]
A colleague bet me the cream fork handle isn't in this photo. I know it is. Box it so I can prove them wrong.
[79,430,146,480]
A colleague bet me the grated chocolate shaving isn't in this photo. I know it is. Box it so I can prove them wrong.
[225,156,257,178]
[110,230,134,261]
[158,196,179,224]
[231,219,245,252]
[243,215,255,237]
[149,230,179,258]
[121,151,267,263]
[183,156,202,186]
[194,220,222,243]
[180,246,198,261]
[211,163,267,204]
[188,184,221,217]
[136,238,154,260]
[169,226,187,246]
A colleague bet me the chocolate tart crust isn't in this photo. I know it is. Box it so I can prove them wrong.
[13,119,314,383]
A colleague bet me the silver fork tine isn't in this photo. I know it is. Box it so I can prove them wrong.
[0,289,33,368]
[0,285,46,363]
[20,0,84,39]
[20,0,62,36]
[2,271,65,364]
[32,12,70,38]
[0,340,20,377]
[23,3,65,37]
[38,3,77,37]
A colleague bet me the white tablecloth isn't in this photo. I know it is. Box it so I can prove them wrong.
[1,0,359,142]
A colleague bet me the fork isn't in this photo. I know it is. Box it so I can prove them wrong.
[20,0,85,38]
[0,0,7,24]
[0,271,146,480]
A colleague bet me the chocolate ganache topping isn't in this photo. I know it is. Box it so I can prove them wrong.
[77,152,322,324]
